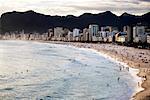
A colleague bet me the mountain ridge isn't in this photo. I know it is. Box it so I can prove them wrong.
[0,10,149,34]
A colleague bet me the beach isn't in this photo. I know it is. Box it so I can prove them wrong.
[47,41,150,100]
[0,40,141,100]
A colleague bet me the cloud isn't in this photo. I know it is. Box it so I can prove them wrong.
[0,0,149,16]
[139,0,150,2]
[114,0,140,4]
[67,4,150,14]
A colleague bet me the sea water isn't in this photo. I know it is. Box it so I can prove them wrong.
[0,40,138,100]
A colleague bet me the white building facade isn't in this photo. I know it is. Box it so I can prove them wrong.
[73,28,80,37]
[133,26,146,43]
[89,24,99,41]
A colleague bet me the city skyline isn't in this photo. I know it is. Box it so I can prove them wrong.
[0,0,150,16]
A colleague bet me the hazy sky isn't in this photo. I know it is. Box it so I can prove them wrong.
[0,0,150,16]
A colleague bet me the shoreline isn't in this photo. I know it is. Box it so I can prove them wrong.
[86,48,144,100]
[75,46,144,100]
[44,41,150,100]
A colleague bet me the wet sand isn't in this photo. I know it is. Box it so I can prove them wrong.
[46,41,150,100]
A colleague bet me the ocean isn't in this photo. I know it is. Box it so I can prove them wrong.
[0,40,139,100]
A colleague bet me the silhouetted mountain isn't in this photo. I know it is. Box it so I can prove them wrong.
[0,11,150,34]
[140,12,150,25]
[119,12,137,29]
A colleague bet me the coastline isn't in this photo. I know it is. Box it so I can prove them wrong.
[75,46,144,100]
[86,48,144,100]
[44,41,150,100]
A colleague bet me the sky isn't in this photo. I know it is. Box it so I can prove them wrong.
[0,0,150,16]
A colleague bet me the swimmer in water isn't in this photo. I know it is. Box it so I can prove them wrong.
[118,77,120,82]
[107,84,109,87]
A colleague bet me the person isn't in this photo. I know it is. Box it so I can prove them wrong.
[118,77,120,82]
[126,67,129,71]
[119,66,122,71]
[107,84,109,87]
[138,82,140,87]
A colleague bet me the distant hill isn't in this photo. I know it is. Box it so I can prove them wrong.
[0,10,150,34]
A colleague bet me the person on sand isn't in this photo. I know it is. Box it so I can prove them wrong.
[117,77,120,82]
[138,82,140,87]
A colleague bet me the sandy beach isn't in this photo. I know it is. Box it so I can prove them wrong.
[46,41,150,100]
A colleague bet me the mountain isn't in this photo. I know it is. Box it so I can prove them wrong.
[0,11,150,34]
[140,12,150,25]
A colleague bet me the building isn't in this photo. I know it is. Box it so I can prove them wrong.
[42,33,49,40]
[101,26,118,32]
[63,28,70,37]
[67,31,73,41]
[145,26,150,44]
[89,25,99,36]
[123,26,132,43]
[73,28,80,37]
[112,27,119,33]
[48,29,53,37]
[147,34,150,44]
[97,31,103,42]
[133,26,146,43]
[115,32,127,43]
[89,24,99,41]
[72,28,80,41]
[101,26,112,32]
[83,28,89,42]
[29,33,35,40]
[54,27,64,39]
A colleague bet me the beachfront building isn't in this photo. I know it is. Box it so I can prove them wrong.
[19,30,27,40]
[99,31,108,42]
[107,32,115,43]
[145,27,150,44]
[123,26,133,43]
[101,26,119,42]
[89,24,99,41]
[112,27,119,33]
[63,28,70,41]
[34,33,41,40]
[115,32,127,43]
[73,28,80,41]
[54,27,64,41]
[83,28,89,42]
[9,32,15,40]
[97,31,103,42]
[41,33,49,40]
[67,31,73,42]
[73,28,80,37]
[101,26,110,42]
[133,26,146,43]
[47,29,54,40]
[29,33,36,40]
[101,26,112,32]
[48,29,53,37]
[147,34,150,44]
[20,33,27,40]
[2,32,9,40]
[101,26,118,32]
